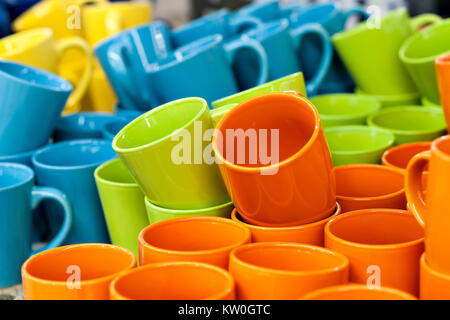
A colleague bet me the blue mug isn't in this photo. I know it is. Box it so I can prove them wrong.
[290,3,368,94]
[0,60,72,156]
[173,8,262,47]
[32,140,116,245]
[114,104,145,121]
[0,163,72,288]
[95,21,173,111]
[235,0,282,22]
[53,112,122,141]
[235,19,332,96]
[101,118,129,140]
[148,34,268,105]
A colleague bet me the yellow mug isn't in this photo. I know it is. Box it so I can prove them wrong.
[12,0,106,39]
[82,1,152,46]
[0,28,94,112]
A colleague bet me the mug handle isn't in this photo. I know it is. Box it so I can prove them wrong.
[290,23,332,96]
[55,37,94,111]
[405,151,431,227]
[229,16,262,35]
[224,38,269,87]
[410,14,442,33]
[341,5,370,24]
[30,186,73,255]
[104,9,124,36]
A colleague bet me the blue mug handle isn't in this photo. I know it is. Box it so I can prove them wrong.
[229,16,262,35]
[341,5,370,25]
[290,23,333,96]
[30,186,72,255]
[224,38,269,87]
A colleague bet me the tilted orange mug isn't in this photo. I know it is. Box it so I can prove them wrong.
[406,135,450,274]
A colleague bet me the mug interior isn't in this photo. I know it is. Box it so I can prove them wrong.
[112,263,232,300]
[24,245,135,282]
[311,94,380,118]
[325,126,393,153]
[141,218,248,252]
[233,244,346,272]
[33,140,116,168]
[95,158,136,185]
[103,119,128,138]
[0,163,33,189]
[216,93,317,167]
[114,98,206,150]
[335,165,404,198]
[434,135,450,157]
[328,211,424,245]
[383,143,431,170]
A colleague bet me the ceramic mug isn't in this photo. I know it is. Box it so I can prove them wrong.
[213,92,336,227]
[436,52,450,129]
[382,142,432,173]
[301,284,416,300]
[22,243,136,300]
[230,203,341,246]
[406,135,450,274]
[334,164,406,213]
[110,262,235,300]
[234,0,283,22]
[138,216,251,269]
[333,8,439,95]
[355,87,421,108]
[234,19,332,95]
[0,60,72,156]
[0,28,93,112]
[32,139,116,244]
[420,253,450,300]
[310,94,381,128]
[0,163,72,288]
[145,197,233,224]
[325,209,424,296]
[400,19,450,105]
[324,125,395,166]
[229,242,349,300]
[368,106,447,145]
[113,97,230,210]
[94,158,149,257]
[101,118,129,140]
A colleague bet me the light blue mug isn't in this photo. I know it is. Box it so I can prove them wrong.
[32,140,116,245]
[290,2,368,94]
[234,19,332,96]
[0,163,72,288]
[234,0,303,22]
[0,60,72,156]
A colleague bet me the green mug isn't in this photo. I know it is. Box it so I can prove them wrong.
[145,197,234,224]
[211,72,307,109]
[367,106,447,145]
[310,94,381,128]
[355,87,421,108]
[399,19,450,105]
[112,97,230,210]
[210,103,237,128]
[325,125,395,166]
[333,8,440,95]
[94,158,149,257]
[422,97,441,108]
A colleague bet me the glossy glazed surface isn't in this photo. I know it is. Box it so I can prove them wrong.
[420,253,450,300]
[301,284,416,300]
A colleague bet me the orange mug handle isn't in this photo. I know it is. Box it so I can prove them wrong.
[405,151,431,227]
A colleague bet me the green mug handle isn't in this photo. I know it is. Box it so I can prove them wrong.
[30,186,73,255]
[410,14,442,33]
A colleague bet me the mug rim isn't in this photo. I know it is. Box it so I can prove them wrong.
[21,243,137,287]
[325,209,425,250]
[382,141,432,171]
[0,162,34,192]
[230,242,349,276]
[94,158,138,189]
[138,216,251,256]
[354,87,420,102]
[112,97,208,154]
[420,253,450,281]
[431,134,450,162]
[213,92,321,173]
[144,196,233,215]
[290,2,339,27]
[334,164,405,201]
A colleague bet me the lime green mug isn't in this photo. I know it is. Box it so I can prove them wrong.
[367,106,447,145]
[399,19,450,105]
[94,158,149,257]
[355,87,421,108]
[325,125,395,166]
[145,197,234,224]
[333,8,440,95]
[211,72,307,109]
[112,97,230,210]
[310,94,381,128]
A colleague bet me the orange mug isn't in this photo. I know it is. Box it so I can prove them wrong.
[382,142,432,173]
[22,244,136,300]
[110,262,235,300]
[138,216,251,269]
[334,164,407,213]
[420,253,450,300]
[213,92,336,227]
[436,53,450,129]
[325,209,424,296]
[228,242,349,300]
[300,284,417,300]
[406,135,450,274]
[230,202,341,246]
